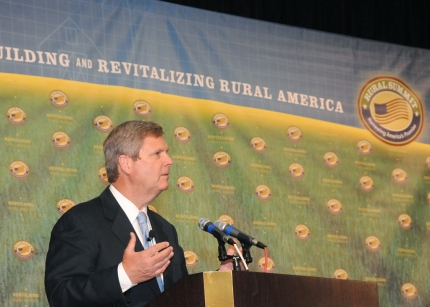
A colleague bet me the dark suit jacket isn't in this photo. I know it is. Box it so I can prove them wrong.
[45,187,188,307]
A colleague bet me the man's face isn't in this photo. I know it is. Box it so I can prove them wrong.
[129,135,173,198]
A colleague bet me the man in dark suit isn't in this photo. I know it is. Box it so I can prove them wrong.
[45,121,188,306]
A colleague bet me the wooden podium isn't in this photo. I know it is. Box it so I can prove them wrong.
[146,271,379,307]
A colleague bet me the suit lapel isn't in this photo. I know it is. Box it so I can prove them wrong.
[100,188,161,296]
[147,210,174,289]
[100,187,144,251]
[147,210,168,242]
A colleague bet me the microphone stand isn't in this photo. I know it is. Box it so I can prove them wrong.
[232,255,242,271]
[217,240,256,271]
[217,238,229,262]
[241,243,253,265]
[217,239,243,271]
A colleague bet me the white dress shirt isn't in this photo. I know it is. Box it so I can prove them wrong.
[110,185,158,293]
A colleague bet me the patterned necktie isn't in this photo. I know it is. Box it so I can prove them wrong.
[136,212,164,292]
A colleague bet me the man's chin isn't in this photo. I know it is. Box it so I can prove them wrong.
[160,183,169,191]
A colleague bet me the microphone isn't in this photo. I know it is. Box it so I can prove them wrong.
[214,220,266,249]
[198,218,236,245]
[148,230,155,242]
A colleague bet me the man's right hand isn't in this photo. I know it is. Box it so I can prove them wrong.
[122,232,174,284]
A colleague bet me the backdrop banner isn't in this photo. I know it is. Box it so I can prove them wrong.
[1,1,429,306]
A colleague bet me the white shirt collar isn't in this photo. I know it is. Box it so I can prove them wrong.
[109,184,148,225]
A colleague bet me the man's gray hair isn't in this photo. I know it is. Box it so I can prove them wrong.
[103,120,164,183]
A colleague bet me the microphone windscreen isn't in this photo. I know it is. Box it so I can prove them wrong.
[198,218,210,230]
[214,220,227,230]
[148,230,155,241]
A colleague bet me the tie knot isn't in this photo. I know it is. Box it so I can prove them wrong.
[137,212,148,225]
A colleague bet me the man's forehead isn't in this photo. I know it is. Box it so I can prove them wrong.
[141,135,168,149]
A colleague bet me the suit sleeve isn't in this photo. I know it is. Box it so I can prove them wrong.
[44,210,127,307]
[172,225,188,280]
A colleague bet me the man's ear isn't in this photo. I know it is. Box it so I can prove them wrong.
[118,155,132,175]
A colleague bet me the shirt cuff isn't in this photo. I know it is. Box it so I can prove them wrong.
[118,262,137,293]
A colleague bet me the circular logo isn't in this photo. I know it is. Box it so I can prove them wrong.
[398,214,412,230]
[359,176,374,192]
[287,126,302,142]
[212,113,230,130]
[358,77,424,146]
[326,199,343,215]
[184,250,199,268]
[51,131,71,150]
[50,90,69,108]
[289,163,305,179]
[217,214,235,226]
[357,140,372,155]
[255,185,272,201]
[176,176,195,193]
[294,224,311,241]
[257,257,275,273]
[323,152,339,168]
[392,168,408,184]
[9,160,30,180]
[56,198,76,215]
[333,269,349,280]
[13,240,35,260]
[426,157,430,170]
[250,137,267,153]
[401,283,418,300]
[93,115,114,133]
[6,106,27,125]
[148,204,158,213]
[133,100,152,117]
[98,166,109,185]
[174,126,191,144]
[365,236,382,252]
[212,151,232,168]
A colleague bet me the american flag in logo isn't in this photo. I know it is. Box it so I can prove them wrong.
[373,98,410,125]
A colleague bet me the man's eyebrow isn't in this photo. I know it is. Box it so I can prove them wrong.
[149,147,169,153]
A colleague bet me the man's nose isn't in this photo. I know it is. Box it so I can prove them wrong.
[166,153,174,165]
